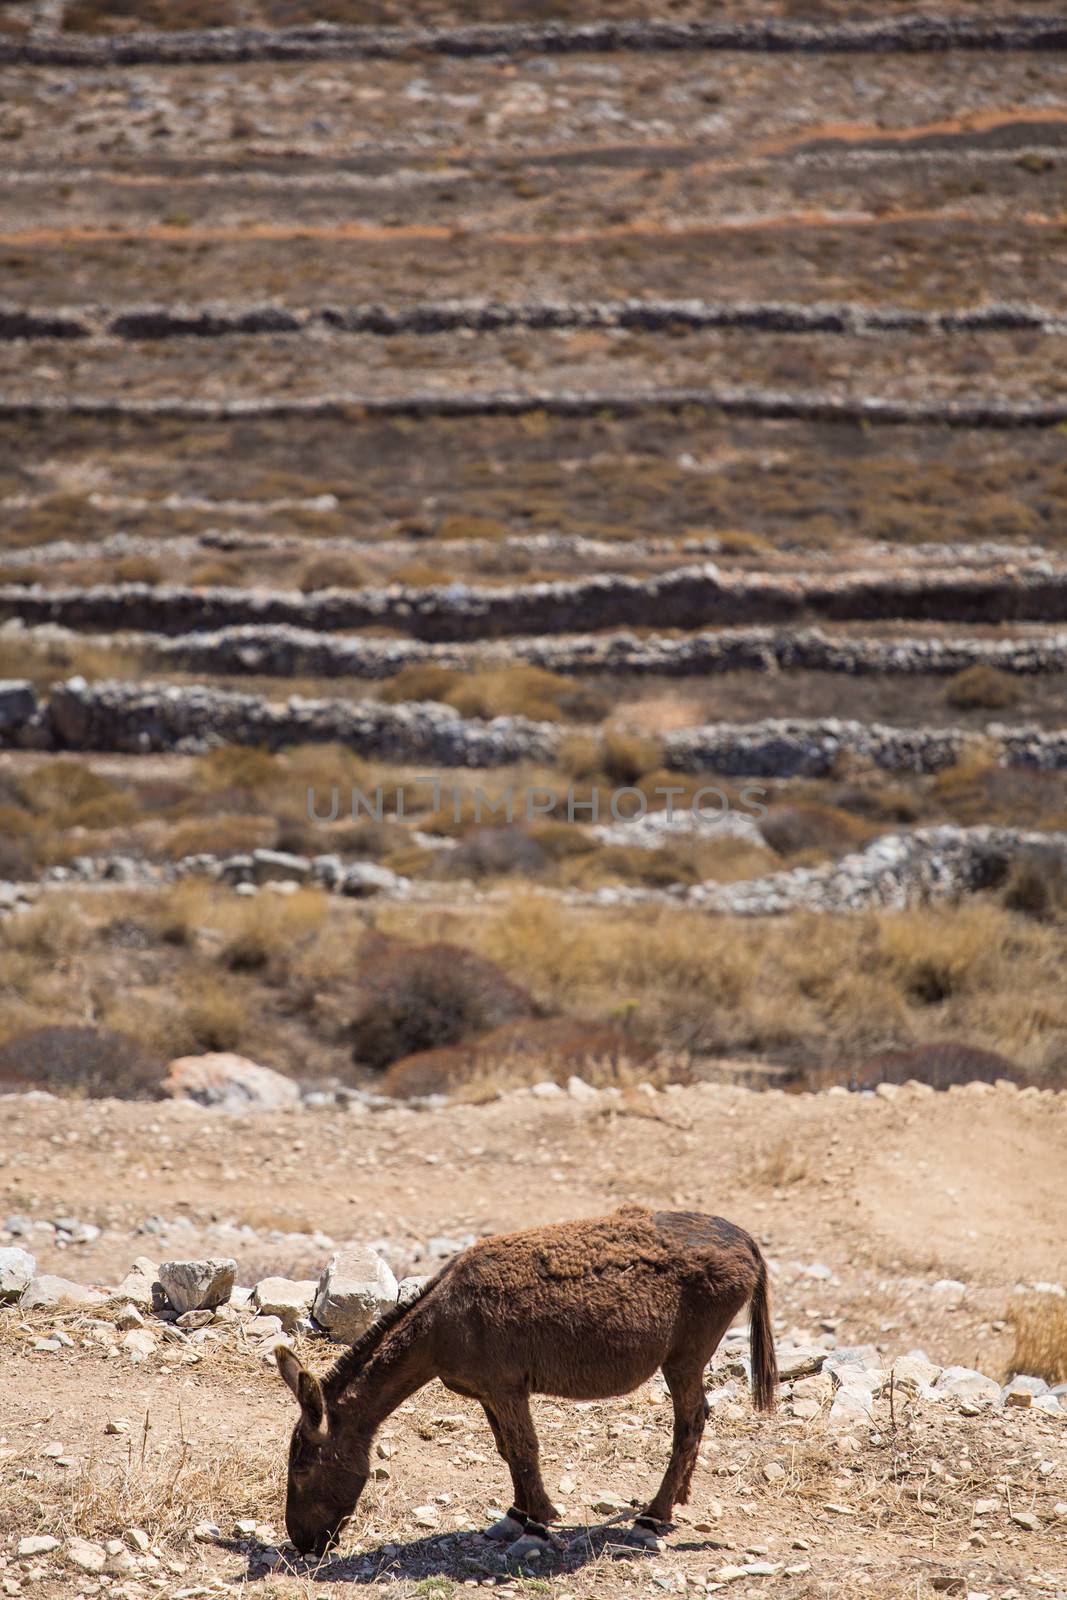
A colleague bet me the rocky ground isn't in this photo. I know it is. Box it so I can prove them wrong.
[0,6,1066,1595]
[1,1078,1066,1600]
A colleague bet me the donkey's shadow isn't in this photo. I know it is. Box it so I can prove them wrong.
[239,1523,732,1584]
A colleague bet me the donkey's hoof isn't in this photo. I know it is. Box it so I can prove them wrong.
[484,1515,526,1543]
[626,1519,666,1552]
[505,1533,553,1565]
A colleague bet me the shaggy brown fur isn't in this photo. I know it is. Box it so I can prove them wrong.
[276,1205,776,1556]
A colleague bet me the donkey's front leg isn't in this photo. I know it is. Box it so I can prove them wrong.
[483,1389,558,1554]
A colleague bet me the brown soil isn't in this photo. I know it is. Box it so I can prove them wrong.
[1,1082,1065,1598]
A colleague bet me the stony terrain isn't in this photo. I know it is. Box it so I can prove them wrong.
[2,1077,1067,1600]
[0,5,1066,1598]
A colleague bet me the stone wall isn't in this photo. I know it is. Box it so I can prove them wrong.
[3,561,1067,641]
[3,677,1067,774]
[3,15,1063,68]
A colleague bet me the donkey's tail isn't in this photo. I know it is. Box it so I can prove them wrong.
[749,1252,778,1413]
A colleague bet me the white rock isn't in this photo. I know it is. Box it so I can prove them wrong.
[17,1536,60,1556]
[890,1354,942,1391]
[114,1303,144,1330]
[412,1504,440,1528]
[827,1387,874,1427]
[121,1328,157,1362]
[157,1258,236,1314]
[931,1278,966,1301]
[763,1462,785,1483]
[313,1246,398,1342]
[529,1080,562,1098]
[108,1257,160,1310]
[162,1052,300,1112]
[66,1538,106,1574]
[20,1275,104,1311]
[777,1346,826,1381]
[934,1367,1002,1406]
[0,1246,36,1303]
[566,1076,599,1102]
[252,1277,316,1330]
[1010,1510,1040,1531]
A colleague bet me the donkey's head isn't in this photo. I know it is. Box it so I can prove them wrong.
[275,1347,367,1556]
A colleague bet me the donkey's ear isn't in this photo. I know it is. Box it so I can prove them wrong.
[275,1346,327,1436]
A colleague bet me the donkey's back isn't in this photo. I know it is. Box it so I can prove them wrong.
[429,1205,775,1407]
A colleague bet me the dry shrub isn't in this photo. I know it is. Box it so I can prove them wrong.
[179,977,246,1052]
[443,825,549,880]
[875,904,1010,1005]
[600,725,664,785]
[348,936,537,1071]
[840,1040,1025,1093]
[383,1016,654,1099]
[1007,1294,1067,1384]
[556,731,603,781]
[436,514,510,541]
[378,664,460,706]
[1,898,90,958]
[945,664,1022,712]
[760,803,873,859]
[299,553,367,592]
[1002,850,1067,921]
[195,744,281,795]
[112,554,163,585]
[0,1024,163,1097]
[218,888,328,975]
[390,561,444,587]
[748,1137,809,1188]
[0,829,34,880]
[158,815,277,862]
[445,665,608,725]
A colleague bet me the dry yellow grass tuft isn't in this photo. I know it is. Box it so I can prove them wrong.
[1007,1294,1067,1384]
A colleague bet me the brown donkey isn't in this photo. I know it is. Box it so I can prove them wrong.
[276,1205,777,1557]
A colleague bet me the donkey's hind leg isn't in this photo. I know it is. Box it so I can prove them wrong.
[637,1359,709,1537]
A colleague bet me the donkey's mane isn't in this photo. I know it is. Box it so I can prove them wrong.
[322,1262,448,1403]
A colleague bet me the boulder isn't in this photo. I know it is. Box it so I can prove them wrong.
[933,1366,1002,1406]
[161,1052,300,1112]
[777,1346,826,1382]
[20,1275,105,1311]
[252,1277,316,1331]
[0,1245,36,1303]
[890,1353,943,1392]
[157,1258,236,1315]
[313,1246,398,1342]
[108,1256,160,1310]
[0,680,36,733]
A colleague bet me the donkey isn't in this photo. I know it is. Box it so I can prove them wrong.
[275,1205,777,1557]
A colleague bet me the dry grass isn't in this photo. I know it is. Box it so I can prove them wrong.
[1007,1294,1067,1385]
[3,1417,281,1551]
[944,664,1022,712]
